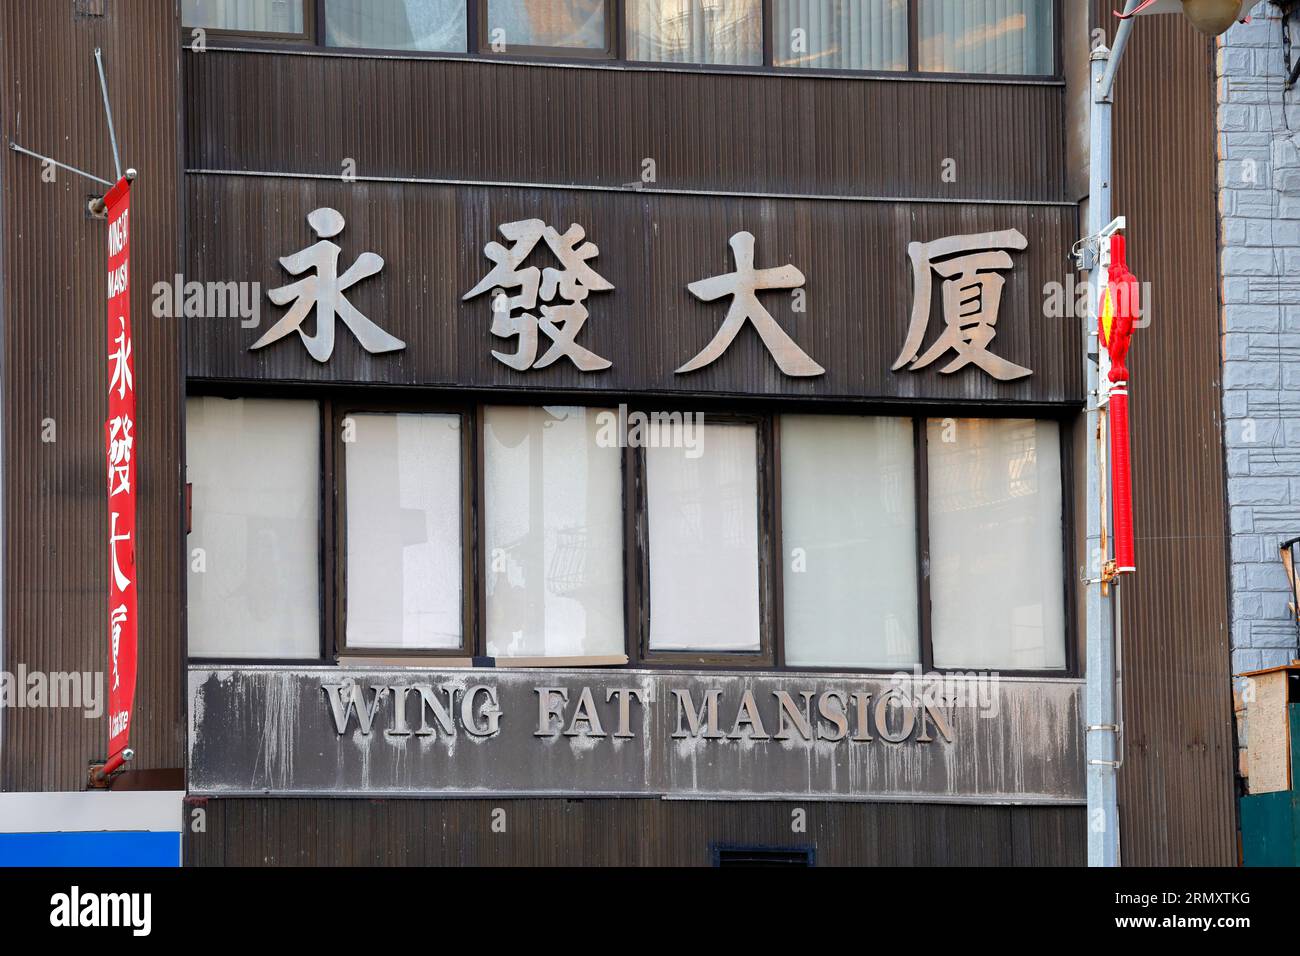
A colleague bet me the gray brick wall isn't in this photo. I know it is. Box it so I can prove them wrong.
[1221,4,1300,677]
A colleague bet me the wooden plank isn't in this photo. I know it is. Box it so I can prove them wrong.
[1248,671,1290,794]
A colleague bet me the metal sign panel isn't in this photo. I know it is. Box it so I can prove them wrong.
[189,666,1084,804]
[183,176,1083,406]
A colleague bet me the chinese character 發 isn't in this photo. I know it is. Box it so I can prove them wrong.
[253,207,405,363]
[678,231,823,378]
[892,229,1032,382]
[463,219,614,372]
[107,414,133,498]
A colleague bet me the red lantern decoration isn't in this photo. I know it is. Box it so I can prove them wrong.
[1100,235,1139,574]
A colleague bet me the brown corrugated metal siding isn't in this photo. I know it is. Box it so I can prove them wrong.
[1091,3,1236,866]
[185,50,1068,203]
[0,1,185,790]
[185,797,1084,867]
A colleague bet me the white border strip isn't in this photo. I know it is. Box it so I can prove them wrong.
[0,791,184,834]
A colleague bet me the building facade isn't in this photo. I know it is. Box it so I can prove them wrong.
[0,0,1237,866]
[1221,4,1300,679]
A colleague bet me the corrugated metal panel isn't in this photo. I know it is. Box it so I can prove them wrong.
[185,797,1084,866]
[184,173,1083,405]
[0,2,185,790]
[185,51,1067,204]
[1091,3,1236,866]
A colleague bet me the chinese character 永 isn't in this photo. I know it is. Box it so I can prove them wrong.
[678,231,823,378]
[253,207,405,363]
[463,219,614,372]
[892,229,1031,382]
[109,316,132,399]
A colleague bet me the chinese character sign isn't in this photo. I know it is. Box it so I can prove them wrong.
[678,231,824,378]
[239,206,1051,391]
[464,219,614,372]
[893,229,1032,382]
[253,207,405,363]
[104,176,137,763]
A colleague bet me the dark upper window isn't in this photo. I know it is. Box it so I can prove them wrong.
[181,0,1060,79]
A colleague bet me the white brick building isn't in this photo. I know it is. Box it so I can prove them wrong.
[1220,2,1300,677]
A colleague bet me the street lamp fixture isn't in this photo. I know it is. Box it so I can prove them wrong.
[1119,0,1253,37]
[1181,0,1256,35]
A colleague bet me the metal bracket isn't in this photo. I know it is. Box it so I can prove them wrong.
[8,142,113,188]
[1073,240,1097,273]
[1074,217,1127,279]
[93,47,122,181]
[1081,560,1120,588]
[87,747,133,789]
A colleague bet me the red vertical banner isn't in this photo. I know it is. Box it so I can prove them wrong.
[104,176,137,765]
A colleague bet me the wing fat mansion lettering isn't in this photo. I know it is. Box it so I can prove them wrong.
[321,680,957,747]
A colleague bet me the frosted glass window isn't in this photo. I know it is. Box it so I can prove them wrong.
[781,416,918,668]
[186,398,320,659]
[627,0,762,65]
[927,419,1066,670]
[484,407,624,658]
[325,0,467,51]
[345,413,463,651]
[918,0,1055,76]
[773,0,908,72]
[648,423,761,651]
[181,0,305,33]
[487,0,608,50]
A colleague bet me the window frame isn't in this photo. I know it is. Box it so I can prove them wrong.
[908,0,1061,79]
[331,400,479,661]
[184,394,329,666]
[183,0,1064,83]
[320,0,474,55]
[630,410,777,670]
[181,0,316,45]
[475,0,618,62]
[184,386,1078,678]
[919,415,1076,677]
[622,0,767,70]
[477,401,631,664]
[771,414,925,673]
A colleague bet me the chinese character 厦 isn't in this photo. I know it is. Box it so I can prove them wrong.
[892,229,1032,382]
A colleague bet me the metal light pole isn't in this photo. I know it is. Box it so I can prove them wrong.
[1085,38,1123,869]
[1083,0,1147,868]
